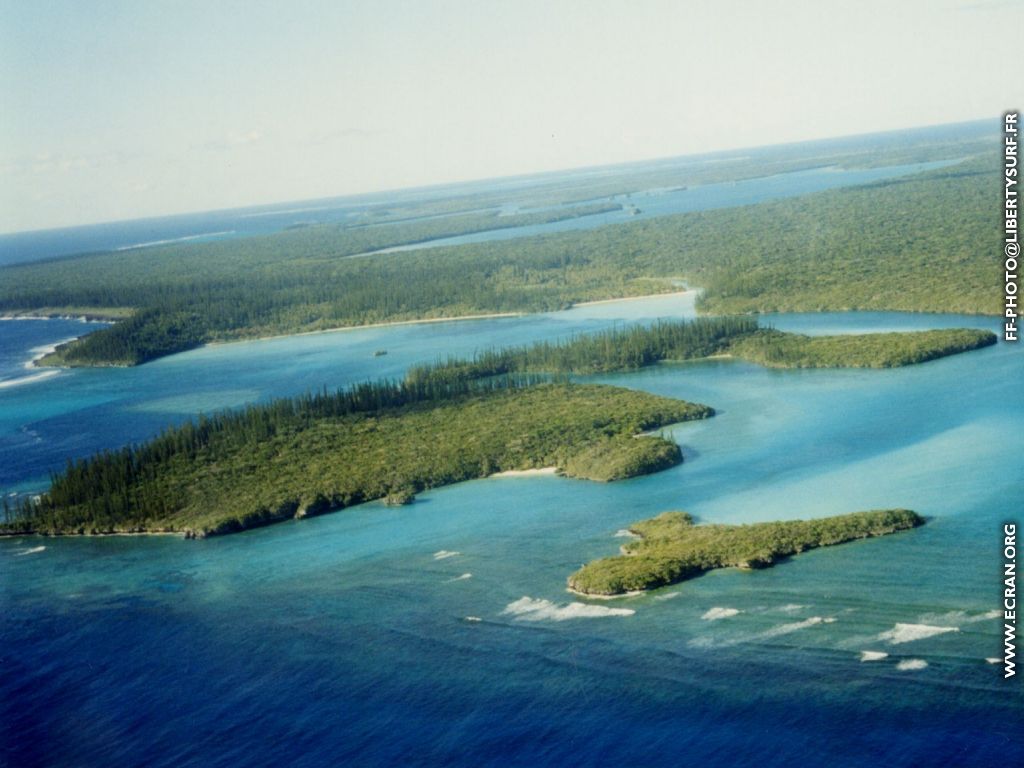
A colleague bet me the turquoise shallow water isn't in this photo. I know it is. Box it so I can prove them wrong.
[1,299,1022,766]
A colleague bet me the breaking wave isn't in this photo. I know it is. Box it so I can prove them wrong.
[859,651,889,662]
[502,596,635,621]
[757,616,833,639]
[877,623,959,645]
[702,607,740,621]
[896,659,928,671]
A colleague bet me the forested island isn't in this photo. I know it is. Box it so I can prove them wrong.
[0,142,999,367]
[0,381,711,537]
[568,509,925,595]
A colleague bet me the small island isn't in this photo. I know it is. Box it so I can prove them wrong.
[568,508,925,595]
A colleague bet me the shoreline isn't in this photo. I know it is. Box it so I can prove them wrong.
[566,586,645,600]
[0,312,123,323]
[571,289,694,307]
[204,312,527,347]
[1,529,186,539]
[489,467,558,478]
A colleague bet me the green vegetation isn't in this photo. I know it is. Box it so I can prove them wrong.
[4,314,989,538]
[0,131,999,367]
[568,509,925,595]
[561,436,681,482]
[726,327,997,368]
[1,382,711,537]
[409,317,997,386]
[408,317,760,383]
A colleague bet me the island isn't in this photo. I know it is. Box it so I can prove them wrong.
[1,382,711,538]
[567,509,925,596]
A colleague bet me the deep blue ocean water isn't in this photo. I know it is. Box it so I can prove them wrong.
[2,295,1021,767]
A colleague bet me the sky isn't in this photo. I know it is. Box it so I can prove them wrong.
[0,0,1021,233]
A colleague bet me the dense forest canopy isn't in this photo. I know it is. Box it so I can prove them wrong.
[2,382,711,537]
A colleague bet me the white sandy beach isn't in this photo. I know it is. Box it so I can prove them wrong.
[572,289,694,307]
[489,467,558,478]
[205,312,526,347]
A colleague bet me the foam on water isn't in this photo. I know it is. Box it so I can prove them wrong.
[917,609,1000,625]
[13,545,46,556]
[0,370,60,389]
[896,659,929,671]
[433,550,460,560]
[502,596,635,621]
[859,651,889,662]
[877,623,960,645]
[702,607,740,621]
[447,573,472,582]
[614,529,639,538]
[757,616,832,640]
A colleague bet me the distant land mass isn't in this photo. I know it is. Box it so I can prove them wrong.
[0,123,1001,368]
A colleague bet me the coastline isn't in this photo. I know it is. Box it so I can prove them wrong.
[204,312,527,347]
[489,467,558,478]
[566,587,645,600]
[1,529,185,539]
[8,290,696,368]
[571,289,693,307]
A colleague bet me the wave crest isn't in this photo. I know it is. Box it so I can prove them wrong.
[896,659,928,671]
[502,596,635,621]
[702,607,740,621]
[877,623,959,645]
